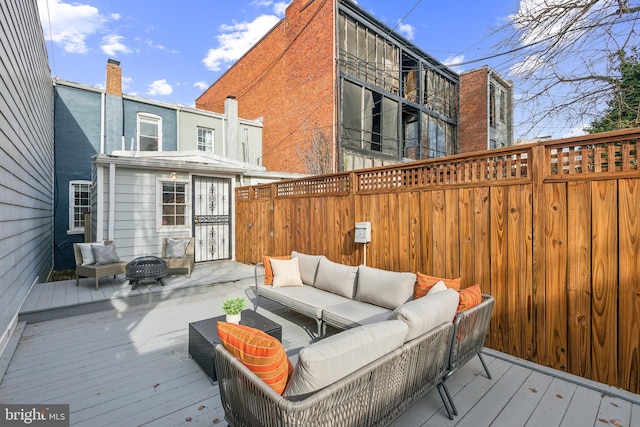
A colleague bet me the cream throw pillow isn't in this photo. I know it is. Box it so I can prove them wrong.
[426,280,447,295]
[270,258,303,288]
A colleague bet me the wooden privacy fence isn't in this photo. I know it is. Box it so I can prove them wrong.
[235,128,640,394]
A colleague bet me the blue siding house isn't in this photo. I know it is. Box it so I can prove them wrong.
[53,60,300,271]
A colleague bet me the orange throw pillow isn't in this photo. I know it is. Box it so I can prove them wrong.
[217,322,292,394]
[414,272,461,299]
[457,284,483,312]
[262,255,291,285]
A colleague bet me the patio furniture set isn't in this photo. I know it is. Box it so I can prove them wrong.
[73,237,194,290]
[192,251,494,426]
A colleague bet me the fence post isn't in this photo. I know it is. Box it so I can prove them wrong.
[529,145,546,366]
[83,212,92,242]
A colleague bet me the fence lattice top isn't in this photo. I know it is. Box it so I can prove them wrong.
[236,129,640,200]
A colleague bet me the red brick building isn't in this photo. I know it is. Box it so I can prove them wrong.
[197,0,511,174]
[197,0,336,174]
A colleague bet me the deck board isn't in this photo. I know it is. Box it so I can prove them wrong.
[2,261,639,426]
[454,364,532,427]
[526,378,577,426]
[490,370,553,426]
[559,386,605,427]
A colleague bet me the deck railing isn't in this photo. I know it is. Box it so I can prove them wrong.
[235,128,640,394]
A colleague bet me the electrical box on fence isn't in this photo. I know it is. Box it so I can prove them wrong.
[354,222,371,244]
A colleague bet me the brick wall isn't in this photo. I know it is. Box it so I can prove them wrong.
[196,0,335,173]
[459,67,488,153]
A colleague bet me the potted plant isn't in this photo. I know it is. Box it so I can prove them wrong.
[222,297,246,323]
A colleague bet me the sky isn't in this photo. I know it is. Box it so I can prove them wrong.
[37,0,583,140]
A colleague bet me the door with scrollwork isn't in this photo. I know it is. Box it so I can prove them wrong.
[192,176,231,261]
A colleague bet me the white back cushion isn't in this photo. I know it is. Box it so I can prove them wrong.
[392,288,459,341]
[283,320,408,399]
[355,265,416,309]
[314,257,358,299]
[291,251,324,286]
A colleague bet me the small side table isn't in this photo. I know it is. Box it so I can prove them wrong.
[126,256,168,290]
[188,310,282,382]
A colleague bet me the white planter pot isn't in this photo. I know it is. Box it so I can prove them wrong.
[226,313,241,324]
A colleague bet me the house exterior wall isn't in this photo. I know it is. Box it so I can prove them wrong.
[459,66,514,152]
[53,85,102,270]
[0,0,54,352]
[123,99,177,151]
[196,0,335,174]
[178,110,226,154]
[177,107,263,166]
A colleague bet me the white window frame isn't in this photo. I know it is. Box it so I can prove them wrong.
[156,177,190,232]
[68,180,91,234]
[197,127,214,152]
[138,113,162,151]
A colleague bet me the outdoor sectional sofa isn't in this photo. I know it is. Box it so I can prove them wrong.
[213,252,495,425]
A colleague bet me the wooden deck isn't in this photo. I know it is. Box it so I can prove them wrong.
[1,261,639,426]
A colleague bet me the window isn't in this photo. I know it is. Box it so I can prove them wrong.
[198,127,214,152]
[337,13,400,94]
[341,80,399,156]
[138,114,162,151]
[499,89,506,123]
[489,84,496,129]
[68,180,91,233]
[157,179,189,230]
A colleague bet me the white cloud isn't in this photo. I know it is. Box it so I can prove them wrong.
[398,22,414,40]
[251,0,274,7]
[37,0,106,53]
[194,81,209,90]
[202,14,281,71]
[101,34,131,56]
[443,54,465,73]
[509,53,545,78]
[273,2,289,15]
[147,79,173,96]
[251,0,289,15]
[122,76,133,92]
[510,0,595,47]
[562,124,587,138]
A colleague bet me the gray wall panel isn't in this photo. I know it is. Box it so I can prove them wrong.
[0,0,54,348]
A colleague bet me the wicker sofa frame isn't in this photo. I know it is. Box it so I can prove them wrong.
[215,321,455,426]
[442,294,495,415]
[73,240,127,290]
[161,237,195,277]
[253,260,495,418]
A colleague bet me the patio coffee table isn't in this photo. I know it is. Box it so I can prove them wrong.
[188,309,282,382]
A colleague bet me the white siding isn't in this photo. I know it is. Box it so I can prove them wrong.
[0,0,54,347]
[97,167,192,260]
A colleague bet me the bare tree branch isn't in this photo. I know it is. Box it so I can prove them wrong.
[495,0,640,137]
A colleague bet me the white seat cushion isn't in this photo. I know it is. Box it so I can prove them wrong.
[322,300,391,329]
[258,285,350,319]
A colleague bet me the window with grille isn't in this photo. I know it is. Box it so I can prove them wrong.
[138,113,162,151]
[69,180,91,233]
[198,127,214,152]
[157,179,189,230]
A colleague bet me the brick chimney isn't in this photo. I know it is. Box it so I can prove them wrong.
[105,59,122,96]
